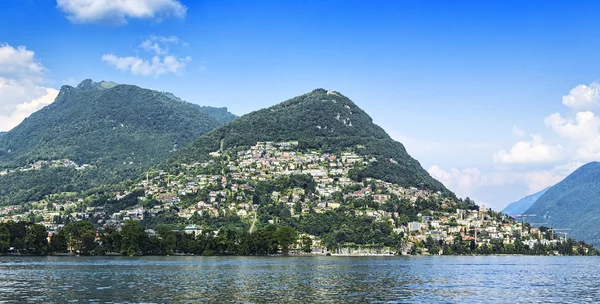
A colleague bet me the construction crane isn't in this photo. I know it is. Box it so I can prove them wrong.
[551,228,572,240]
[528,222,548,227]
[512,214,537,226]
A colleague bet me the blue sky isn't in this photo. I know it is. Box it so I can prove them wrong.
[2,0,600,210]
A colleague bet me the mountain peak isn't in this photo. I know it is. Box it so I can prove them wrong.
[172,89,451,195]
[76,79,119,91]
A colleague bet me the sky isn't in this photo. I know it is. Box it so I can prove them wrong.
[1,0,600,211]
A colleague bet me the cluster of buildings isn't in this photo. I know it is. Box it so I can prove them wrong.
[0,159,90,176]
[0,140,566,253]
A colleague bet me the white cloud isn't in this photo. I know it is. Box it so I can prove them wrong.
[0,87,58,131]
[512,125,525,137]
[102,54,191,76]
[0,44,57,131]
[103,35,191,76]
[139,35,180,55]
[56,0,186,24]
[429,164,576,211]
[493,134,564,164]
[454,81,600,210]
[562,82,600,109]
[545,111,600,161]
[0,44,45,83]
[429,165,517,196]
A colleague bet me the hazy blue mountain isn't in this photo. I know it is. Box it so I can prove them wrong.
[525,162,600,246]
[502,187,549,216]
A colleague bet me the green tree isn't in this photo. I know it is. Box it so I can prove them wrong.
[61,221,97,254]
[24,224,48,254]
[0,224,10,253]
[300,235,313,253]
[121,220,148,256]
[49,231,68,253]
[274,226,297,254]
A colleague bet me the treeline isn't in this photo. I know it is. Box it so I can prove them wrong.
[418,235,598,256]
[0,220,310,256]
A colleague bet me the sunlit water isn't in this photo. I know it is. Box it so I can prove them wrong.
[0,255,598,303]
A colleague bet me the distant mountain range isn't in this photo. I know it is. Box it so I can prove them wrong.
[525,162,600,246]
[171,88,451,195]
[0,79,235,205]
[502,187,549,216]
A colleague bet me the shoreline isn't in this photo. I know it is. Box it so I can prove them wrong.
[0,253,591,257]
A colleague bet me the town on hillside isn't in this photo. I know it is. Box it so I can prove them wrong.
[0,141,595,256]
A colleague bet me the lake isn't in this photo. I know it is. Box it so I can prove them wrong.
[0,256,598,303]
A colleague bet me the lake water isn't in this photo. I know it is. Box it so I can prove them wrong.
[0,255,598,303]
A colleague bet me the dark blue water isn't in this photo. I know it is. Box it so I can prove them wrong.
[0,256,597,303]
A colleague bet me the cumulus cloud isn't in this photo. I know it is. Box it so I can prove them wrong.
[103,35,190,76]
[428,164,575,210]
[429,165,518,195]
[56,0,186,24]
[561,82,600,109]
[0,44,57,131]
[102,54,190,76]
[544,111,600,161]
[0,44,46,82]
[139,35,180,55]
[0,87,58,131]
[493,134,564,164]
[450,81,600,210]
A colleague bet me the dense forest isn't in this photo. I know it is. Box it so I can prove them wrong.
[0,80,228,205]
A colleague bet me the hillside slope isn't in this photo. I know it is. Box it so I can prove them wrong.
[160,91,237,124]
[502,187,549,216]
[525,162,600,246]
[171,88,451,194]
[0,80,223,205]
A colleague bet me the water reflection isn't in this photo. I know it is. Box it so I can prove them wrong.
[0,256,598,303]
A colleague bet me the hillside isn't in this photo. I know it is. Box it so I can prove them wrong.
[502,187,549,216]
[170,88,451,195]
[191,105,237,124]
[160,91,237,124]
[0,80,223,205]
[525,162,600,246]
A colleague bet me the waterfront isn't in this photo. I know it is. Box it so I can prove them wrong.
[0,256,598,303]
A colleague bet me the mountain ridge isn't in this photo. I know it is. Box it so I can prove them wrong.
[0,79,224,205]
[525,161,600,246]
[502,187,549,216]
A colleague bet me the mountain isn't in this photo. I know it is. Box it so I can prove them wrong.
[525,162,600,246]
[0,79,223,205]
[170,88,451,194]
[160,91,237,124]
[190,105,237,125]
[502,187,549,216]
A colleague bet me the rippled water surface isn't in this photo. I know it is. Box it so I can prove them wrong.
[0,255,598,303]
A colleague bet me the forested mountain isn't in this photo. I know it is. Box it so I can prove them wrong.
[0,80,224,205]
[160,91,237,124]
[525,162,600,246]
[190,105,237,124]
[502,187,549,216]
[171,88,451,195]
